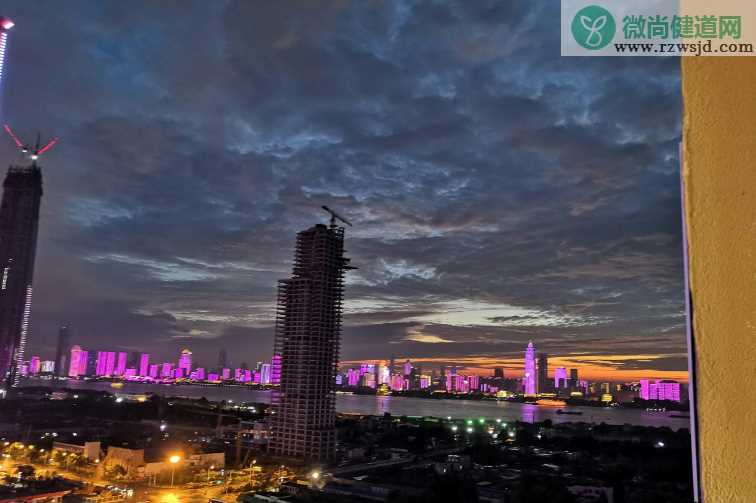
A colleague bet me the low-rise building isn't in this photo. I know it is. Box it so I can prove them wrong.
[52,441,101,461]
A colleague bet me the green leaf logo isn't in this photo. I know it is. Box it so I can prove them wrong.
[571,5,616,50]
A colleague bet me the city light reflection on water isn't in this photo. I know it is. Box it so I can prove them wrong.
[24,380,691,430]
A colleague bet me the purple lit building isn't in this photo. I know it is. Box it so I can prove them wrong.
[468,375,480,391]
[178,348,192,377]
[403,359,413,377]
[138,353,150,376]
[640,379,682,402]
[161,362,173,378]
[29,355,39,374]
[554,367,568,388]
[115,352,127,376]
[148,364,158,379]
[390,374,405,391]
[347,368,360,387]
[260,363,271,384]
[523,342,537,395]
[68,345,86,377]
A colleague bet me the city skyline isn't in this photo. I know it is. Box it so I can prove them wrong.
[0,2,685,382]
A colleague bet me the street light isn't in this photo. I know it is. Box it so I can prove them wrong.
[169,455,181,488]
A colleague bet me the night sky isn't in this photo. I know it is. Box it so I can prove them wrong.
[0,1,685,381]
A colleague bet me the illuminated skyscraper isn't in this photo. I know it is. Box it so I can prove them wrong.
[523,342,537,395]
[178,348,192,377]
[0,163,43,386]
[554,367,568,388]
[138,353,150,376]
[403,359,413,377]
[29,355,39,374]
[260,363,271,384]
[270,219,353,460]
[54,326,72,378]
[68,345,87,378]
[115,352,127,376]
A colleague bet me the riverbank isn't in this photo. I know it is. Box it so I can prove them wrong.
[20,378,692,430]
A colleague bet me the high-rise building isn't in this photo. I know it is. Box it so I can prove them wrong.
[570,368,578,383]
[523,342,537,395]
[115,352,127,376]
[28,355,39,374]
[178,349,192,377]
[68,345,86,378]
[554,367,568,388]
[493,367,504,379]
[537,353,549,393]
[54,325,72,378]
[403,359,413,377]
[260,363,271,385]
[138,353,150,376]
[0,162,44,386]
[269,220,353,460]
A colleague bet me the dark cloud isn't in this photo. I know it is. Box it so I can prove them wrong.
[0,1,684,377]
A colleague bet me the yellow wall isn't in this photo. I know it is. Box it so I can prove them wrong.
[682,58,756,502]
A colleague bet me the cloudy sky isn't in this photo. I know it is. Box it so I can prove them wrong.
[1,1,686,381]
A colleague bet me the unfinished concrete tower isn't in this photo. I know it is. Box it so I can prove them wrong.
[269,213,353,461]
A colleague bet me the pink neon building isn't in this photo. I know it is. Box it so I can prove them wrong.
[222,367,231,380]
[68,346,85,377]
[178,349,192,377]
[115,352,127,376]
[95,351,116,376]
[419,376,431,389]
[29,356,40,374]
[523,342,537,395]
[640,379,682,402]
[468,375,480,391]
[148,364,159,378]
[390,374,405,391]
[208,372,219,381]
[243,369,252,382]
[161,362,173,378]
[347,368,360,386]
[554,367,568,388]
[403,359,413,377]
[123,368,136,378]
[139,353,150,376]
[260,363,271,384]
[270,355,281,384]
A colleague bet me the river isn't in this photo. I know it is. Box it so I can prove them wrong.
[21,379,691,430]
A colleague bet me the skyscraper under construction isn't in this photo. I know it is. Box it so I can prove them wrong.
[269,211,354,460]
[0,162,43,387]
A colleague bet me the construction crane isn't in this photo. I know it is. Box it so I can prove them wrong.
[3,124,59,165]
[322,205,353,228]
